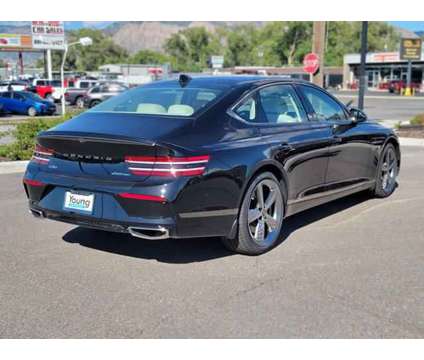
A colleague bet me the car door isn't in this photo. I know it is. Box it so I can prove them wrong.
[297,84,376,187]
[234,83,334,210]
[11,92,29,113]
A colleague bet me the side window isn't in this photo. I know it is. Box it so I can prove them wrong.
[258,85,306,123]
[300,86,346,121]
[90,86,100,94]
[234,96,257,122]
[13,93,24,101]
[2,92,12,99]
[234,84,306,124]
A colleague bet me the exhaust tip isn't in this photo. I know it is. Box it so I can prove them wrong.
[29,209,44,219]
[128,226,169,240]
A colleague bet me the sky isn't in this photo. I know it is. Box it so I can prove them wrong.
[388,21,424,32]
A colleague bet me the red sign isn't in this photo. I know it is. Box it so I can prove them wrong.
[303,53,320,74]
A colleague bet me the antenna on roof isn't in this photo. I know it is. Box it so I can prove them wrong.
[179,74,191,88]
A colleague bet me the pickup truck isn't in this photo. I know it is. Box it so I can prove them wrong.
[64,79,100,107]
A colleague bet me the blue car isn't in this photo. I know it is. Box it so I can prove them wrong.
[0,91,56,116]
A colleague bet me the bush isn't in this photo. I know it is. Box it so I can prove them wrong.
[410,114,424,126]
[0,111,81,161]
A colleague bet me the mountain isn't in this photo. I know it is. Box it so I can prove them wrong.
[106,21,257,54]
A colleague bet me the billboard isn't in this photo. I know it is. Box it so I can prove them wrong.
[400,38,422,61]
[0,34,32,49]
[31,21,65,50]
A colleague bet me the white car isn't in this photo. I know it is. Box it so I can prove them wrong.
[0,81,28,92]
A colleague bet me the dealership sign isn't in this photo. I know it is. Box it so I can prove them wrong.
[31,21,65,50]
[303,53,319,74]
[400,38,422,61]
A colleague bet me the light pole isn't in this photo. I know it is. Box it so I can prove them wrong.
[61,37,93,116]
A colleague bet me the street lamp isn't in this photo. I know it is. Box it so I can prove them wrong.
[60,37,93,116]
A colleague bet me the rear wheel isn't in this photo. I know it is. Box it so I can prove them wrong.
[222,172,284,255]
[76,96,84,108]
[374,143,398,198]
[27,106,37,117]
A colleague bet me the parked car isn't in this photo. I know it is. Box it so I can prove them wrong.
[23,76,400,255]
[64,80,101,108]
[388,80,421,94]
[28,79,68,101]
[0,80,30,92]
[0,91,56,116]
[82,83,128,108]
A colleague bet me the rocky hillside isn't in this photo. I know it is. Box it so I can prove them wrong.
[107,21,258,54]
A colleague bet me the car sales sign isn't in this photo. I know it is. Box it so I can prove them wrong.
[303,53,320,74]
[31,21,65,50]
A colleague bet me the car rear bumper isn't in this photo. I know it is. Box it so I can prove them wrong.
[23,163,240,240]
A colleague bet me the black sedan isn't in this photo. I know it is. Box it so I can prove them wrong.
[23,76,400,255]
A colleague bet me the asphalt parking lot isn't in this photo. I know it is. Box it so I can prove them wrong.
[0,145,423,338]
[331,91,424,122]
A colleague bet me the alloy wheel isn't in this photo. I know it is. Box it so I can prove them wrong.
[247,179,283,246]
[380,147,398,194]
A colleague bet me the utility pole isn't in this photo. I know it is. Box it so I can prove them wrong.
[312,21,326,87]
[358,21,368,110]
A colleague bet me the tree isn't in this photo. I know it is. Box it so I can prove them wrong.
[325,21,400,66]
[165,27,216,71]
[130,50,169,65]
[47,29,128,72]
[224,24,260,67]
[260,22,312,66]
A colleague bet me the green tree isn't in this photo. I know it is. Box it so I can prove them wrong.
[48,29,128,72]
[325,21,400,66]
[224,24,260,67]
[165,27,216,72]
[260,22,312,66]
[130,49,169,64]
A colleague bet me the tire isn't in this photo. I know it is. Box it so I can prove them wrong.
[27,106,37,117]
[89,100,101,108]
[374,143,398,198]
[222,172,285,255]
[75,96,84,108]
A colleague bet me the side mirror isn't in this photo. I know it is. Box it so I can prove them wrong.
[348,107,367,123]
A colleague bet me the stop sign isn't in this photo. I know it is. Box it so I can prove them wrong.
[303,53,320,74]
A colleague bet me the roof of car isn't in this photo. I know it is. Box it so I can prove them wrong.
[145,75,310,90]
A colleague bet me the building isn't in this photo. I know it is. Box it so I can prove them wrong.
[227,66,344,88]
[98,63,171,85]
[343,46,424,90]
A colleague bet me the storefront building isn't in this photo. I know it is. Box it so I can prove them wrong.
[343,48,424,90]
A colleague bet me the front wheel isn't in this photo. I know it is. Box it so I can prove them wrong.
[222,172,285,255]
[27,106,37,117]
[374,143,398,198]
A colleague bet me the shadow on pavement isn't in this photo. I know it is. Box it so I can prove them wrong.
[62,191,372,263]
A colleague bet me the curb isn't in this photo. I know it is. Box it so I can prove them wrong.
[399,137,424,147]
[0,138,422,175]
[0,160,29,175]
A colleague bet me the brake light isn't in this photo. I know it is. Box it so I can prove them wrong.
[23,178,45,187]
[32,143,54,164]
[117,192,167,203]
[125,155,210,177]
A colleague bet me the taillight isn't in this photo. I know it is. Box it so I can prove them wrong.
[117,192,167,203]
[32,143,54,164]
[125,155,210,177]
[23,178,45,187]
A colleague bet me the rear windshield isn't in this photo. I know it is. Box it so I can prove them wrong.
[89,85,223,117]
